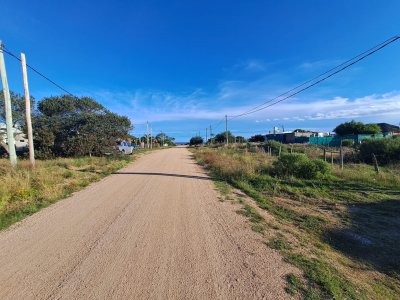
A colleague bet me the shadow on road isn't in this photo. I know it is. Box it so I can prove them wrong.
[112,172,213,181]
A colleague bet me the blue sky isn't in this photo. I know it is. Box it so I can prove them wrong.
[1,0,400,142]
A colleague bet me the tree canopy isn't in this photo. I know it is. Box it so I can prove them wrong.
[0,90,35,126]
[334,120,381,136]
[33,95,131,157]
[155,132,175,146]
[213,131,235,143]
[235,136,246,143]
[248,134,265,142]
[189,136,203,146]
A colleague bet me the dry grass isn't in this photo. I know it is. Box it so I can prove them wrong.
[0,156,132,230]
[192,146,400,300]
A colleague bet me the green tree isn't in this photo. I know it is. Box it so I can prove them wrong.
[236,136,246,143]
[334,120,381,136]
[0,90,35,127]
[33,95,131,157]
[190,136,203,146]
[249,134,265,142]
[155,132,175,146]
[214,131,235,143]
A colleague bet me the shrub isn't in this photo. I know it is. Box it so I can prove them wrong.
[272,154,331,179]
[341,139,354,147]
[263,140,287,155]
[359,138,400,165]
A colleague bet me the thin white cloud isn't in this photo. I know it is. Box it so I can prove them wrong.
[91,84,400,125]
[244,60,266,72]
[298,59,343,71]
[81,53,400,128]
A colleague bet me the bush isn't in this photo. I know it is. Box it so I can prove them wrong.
[189,136,203,146]
[263,140,287,155]
[272,154,331,179]
[341,139,354,147]
[359,138,400,165]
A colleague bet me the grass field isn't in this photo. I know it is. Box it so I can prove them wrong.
[0,154,134,230]
[192,146,400,300]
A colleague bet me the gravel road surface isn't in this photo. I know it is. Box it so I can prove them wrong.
[0,147,295,299]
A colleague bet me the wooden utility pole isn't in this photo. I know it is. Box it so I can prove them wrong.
[225,115,228,145]
[150,125,153,149]
[0,41,17,167]
[206,127,208,145]
[21,53,35,167]
[146,121,148,148]
[339,145,344,170]
[210,125,212,145]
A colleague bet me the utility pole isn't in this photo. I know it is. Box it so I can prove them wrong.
[0,41,17,167]
[209,125,212,145]
[206,127,208,145]
[146,121,148,148]
[150,125,153,149]
[225,115,228,145]
[21,53,35,167]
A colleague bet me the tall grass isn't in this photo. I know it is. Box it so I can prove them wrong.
[192,147,400,299]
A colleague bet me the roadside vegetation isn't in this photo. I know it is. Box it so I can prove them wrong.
[192,144,400,300]
[0,155,134,230]
[0,91,175,231]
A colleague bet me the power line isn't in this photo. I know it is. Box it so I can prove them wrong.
[1,45,77,98]
[228,35,400,119]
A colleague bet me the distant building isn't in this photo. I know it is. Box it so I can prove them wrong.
[0,124,29,151]
[265,128,315,144]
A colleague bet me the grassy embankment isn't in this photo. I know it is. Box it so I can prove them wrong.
[0,154,136,230]
[192,146,400,300]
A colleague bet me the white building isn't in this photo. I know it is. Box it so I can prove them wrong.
[0,123,29,151]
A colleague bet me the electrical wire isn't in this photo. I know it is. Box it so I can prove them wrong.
[1,45,77,98]
[228,35,400,119]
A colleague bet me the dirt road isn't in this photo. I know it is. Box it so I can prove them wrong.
[0,147,295,299]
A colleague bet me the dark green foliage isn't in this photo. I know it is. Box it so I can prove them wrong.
[155,133,175,146]
[189,136,203,145]
[0,90,35,126]
[33,95,131,158]
[272,154,331,179]
[213,131,235,143]
[334,120,381,136]
[235,136,246,143]
[248,134,265,142]
[341,139,354,147]
[263,140,287,154]
[359,138,400,164]
[38,96,106,116]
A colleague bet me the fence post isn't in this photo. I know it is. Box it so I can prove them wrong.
[331,151,333,166]
[372,153,380,174]
[279,146,282,157]
[339,146,344,170]
[323,148,327,161]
